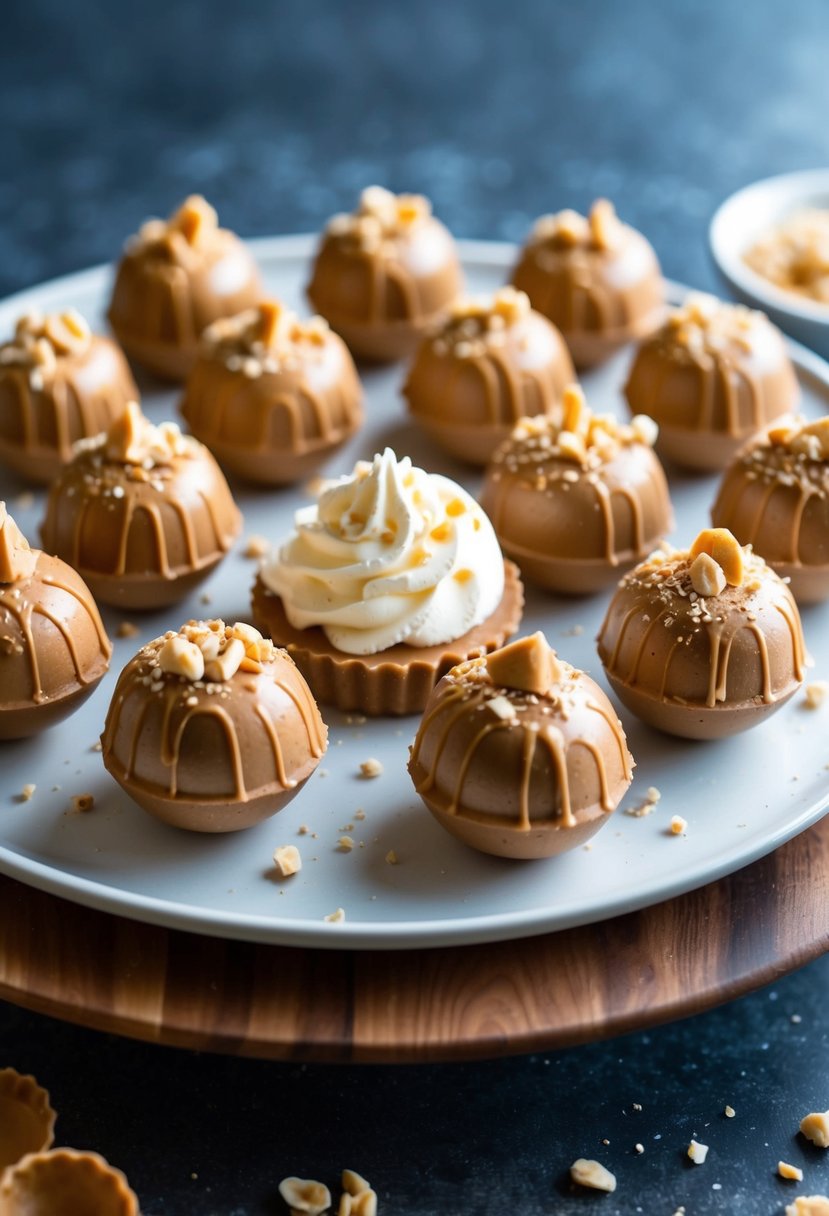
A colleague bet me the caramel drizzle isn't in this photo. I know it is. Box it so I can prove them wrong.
[462,340,568,427]
[187,356,357,453]
[667,345,765,436]
[410,683,629,830]
[0,570,110,703]
[361,247,419,324]
[715,458,823,566]
[529,252,630,331]
[2,357,130,461]
[105,666,325,801]
[603,582,807,707]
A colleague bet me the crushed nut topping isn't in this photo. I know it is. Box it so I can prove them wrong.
[529,199,623,252]
[129,194,220,260]
[569,1158,617,1193]
[201,299,332,373]
[659,293,761,358]
[96,400,200,467]
[689,528,745,588]
[326,185,431,250]
[273,845,302,878]
[429,287,531,357]
[690,551,727,598]
[489,384,658,476]
[0,307,92,378]
[744,208,829,304]
[278,1176,332,1215]
[768,414,829,461]
[800,1111,829,1148]
[153,620,277,685]
[0,503,37,584]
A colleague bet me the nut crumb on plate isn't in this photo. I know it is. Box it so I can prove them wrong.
[325,907,346,923]
[670,815,687,835]
[242,534,269,559]
[71,793,95,812]
[804,681,829,709]
[272,845,302,877]
[117,620,140,639]
[338,836,354,852]
[359,758,383,778]
[19,783,36,801]
[385,850,399,865]
[569,1158,616,1192]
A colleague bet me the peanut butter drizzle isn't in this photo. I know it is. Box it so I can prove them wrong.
[105,655,325,800]
[466,341,563,427]
[411,678,628,831]
[685,343,763,436]
[604,561,807,708]
[4,355,128,461]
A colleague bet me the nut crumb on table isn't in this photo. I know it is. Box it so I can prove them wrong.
[801,1111,829,1147]
[359,758,383,778]
[780,1162,805,1181]
[19,783,35,801]
[569,1158,616,1192]
[786,1199,829,1216]
[70,793,94,812]
[324,907,346,923]
[687,1138,709,1164]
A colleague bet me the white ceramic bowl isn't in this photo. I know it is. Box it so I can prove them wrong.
[709,169,829,359]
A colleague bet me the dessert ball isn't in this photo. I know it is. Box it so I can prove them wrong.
[252,447,524,715]
[0,503,111,740]
[306,186,463,362]
[180,299,363,484]
[597,527,808,739]
[408,632,634,859]
[403,287,575,465]
[41,401,241,610]
[107,195,262,381]
[481,385,673,593]
[102,619,327,832]
[0,309,138,484]
[511,200,664,368]
[624,294,799,472]
[712,415,829,603]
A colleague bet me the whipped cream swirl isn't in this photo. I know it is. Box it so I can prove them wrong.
[261,448,505,655]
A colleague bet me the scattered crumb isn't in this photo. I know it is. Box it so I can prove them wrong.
[631,1103,643,1112]
[200,591,212,605]
[800,1111,829,1147]
[190,1172,198,1181]
[601,1139,610,1146]
[272,845,302,877]
[792,1014,803,1024]
[19,784,36,802]
[117,620,140,639]
[634,1142,644,1154]
[338,836,355,852]
[786,1199,829,1216]
[70,793,95,813]
[51,785,61,792]
[624,787,661,817]
[354,809,366,821]
[278,1177,331,1216]
[780,1162,805,1182]
[670,815,688,836]
[687,1138,709,1164]
[14,491,34,511]
[803,681,829,709]
[298,825,310,835]
[242,534,269,559]
[324,907,346,924]
[359,758,383,779]
[90,740,102,752]
[724,1105,736,1118]
[569,1158,616,1193]
[583,843,593,851]
[385,850,399,865]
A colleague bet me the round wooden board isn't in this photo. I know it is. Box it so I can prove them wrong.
[1,816,828,1063]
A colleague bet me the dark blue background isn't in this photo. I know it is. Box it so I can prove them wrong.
[2,1,829,1212]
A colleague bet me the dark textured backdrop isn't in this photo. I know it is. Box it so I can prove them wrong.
[2,1,829,1213]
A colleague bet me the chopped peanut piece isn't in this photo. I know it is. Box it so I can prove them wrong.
[589,198,619,250]
[338,836,355,852]
[325,908,346,924]
[278,1177,331,1215]
[359,759,383,779]
[670,816,687,836]
[117,620,140,639]
[71,793,95,813]
[20,784,36,801]
[724,1105,736,1118]
[557,429,587,465]
[689,528,744,587]
[569,1158,616,1193]
[801,1111,829,1147]
[562,385,589,437]
[342,1170,370,1197]
[687,1139,709,1164]
[486,631,562,695]
[204,637,246,682]
[690,551,726,598]
[780,1162,805,1181]
[804,682,829,710]
[272,846,302,878]
[158,636,205,681]
[786,1199,829,1216]
[242,534,270,559]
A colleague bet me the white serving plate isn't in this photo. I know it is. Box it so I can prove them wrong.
[710,169,829,359]
[1,236,828,951]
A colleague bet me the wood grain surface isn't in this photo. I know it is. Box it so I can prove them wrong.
[1,817,828,1062]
